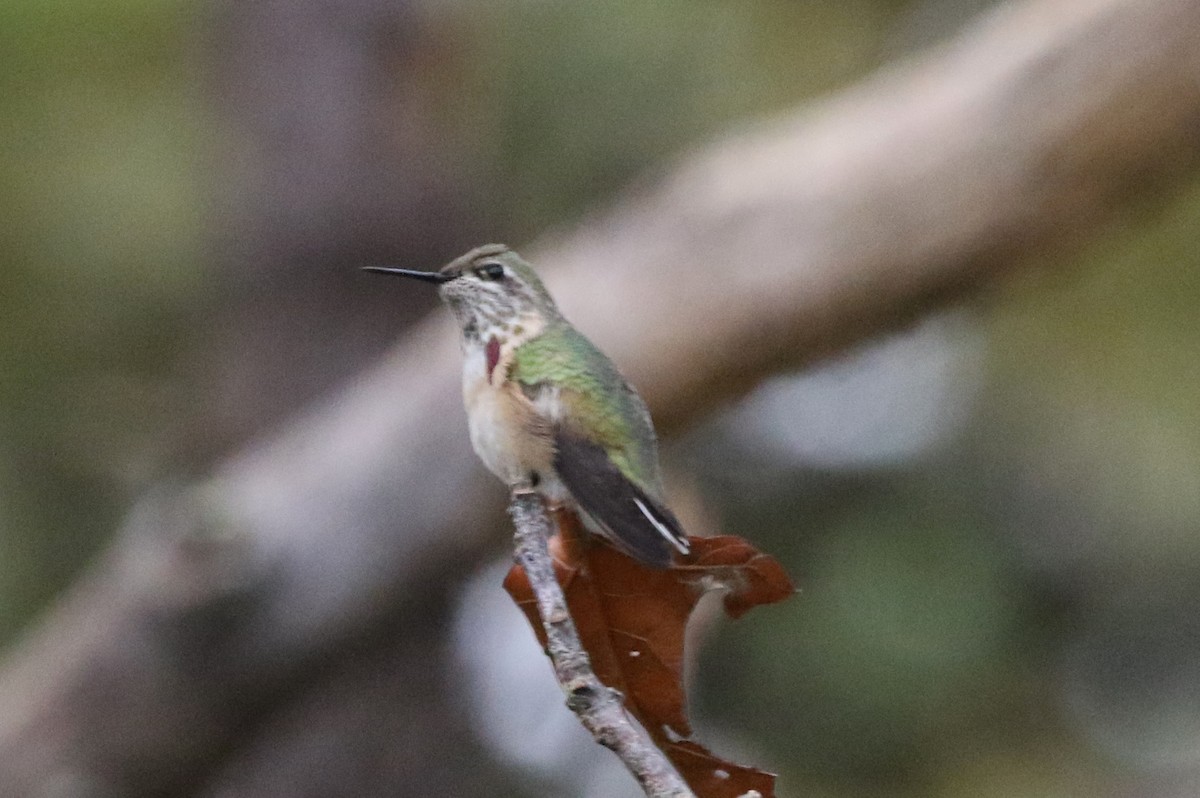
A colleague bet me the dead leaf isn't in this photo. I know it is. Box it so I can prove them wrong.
[504,508,794,798]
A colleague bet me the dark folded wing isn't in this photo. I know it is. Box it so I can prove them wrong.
[553,429,689,569]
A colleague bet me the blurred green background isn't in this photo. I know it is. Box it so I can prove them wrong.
[4,0,1200,796]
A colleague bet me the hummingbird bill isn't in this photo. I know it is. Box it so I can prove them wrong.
[365,244,690,568]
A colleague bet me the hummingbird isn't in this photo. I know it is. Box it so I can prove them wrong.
[364,244,690,568]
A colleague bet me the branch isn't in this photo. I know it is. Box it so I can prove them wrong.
[507,490,694,798]
[3,0,1200,793]
[535,0,1200,432]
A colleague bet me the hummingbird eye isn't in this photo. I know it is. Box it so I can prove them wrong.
[476,262,506,281]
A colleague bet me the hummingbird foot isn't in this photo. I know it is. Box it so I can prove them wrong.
[510,481,539,496]
[511,471,546,496]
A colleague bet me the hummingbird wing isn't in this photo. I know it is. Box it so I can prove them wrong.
[512,324,689,568]
[553,429,688,569]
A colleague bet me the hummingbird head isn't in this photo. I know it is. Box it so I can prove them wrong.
[364,244,560,343]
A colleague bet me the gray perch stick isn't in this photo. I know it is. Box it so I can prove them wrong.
[507,488,695,798]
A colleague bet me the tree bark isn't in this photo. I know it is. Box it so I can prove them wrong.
[2,0,1198,794]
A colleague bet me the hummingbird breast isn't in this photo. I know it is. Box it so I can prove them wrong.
[461,322,556,489]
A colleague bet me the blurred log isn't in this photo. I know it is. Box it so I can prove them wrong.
[3,0,1200,794]
[185,0,479,465]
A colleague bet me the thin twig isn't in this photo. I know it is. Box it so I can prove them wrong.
[507,488,695,798]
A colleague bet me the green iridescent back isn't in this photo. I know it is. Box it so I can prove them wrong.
[511,321,664,499]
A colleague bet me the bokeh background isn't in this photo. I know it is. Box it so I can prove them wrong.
[4,1,1200,796]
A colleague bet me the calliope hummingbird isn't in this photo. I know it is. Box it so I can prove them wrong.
[365,244,690,568]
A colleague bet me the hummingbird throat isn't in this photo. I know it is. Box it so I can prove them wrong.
[485,337,501,383]
[464,312,545,387]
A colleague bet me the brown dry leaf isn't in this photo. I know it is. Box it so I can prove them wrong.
[504,508,794,798]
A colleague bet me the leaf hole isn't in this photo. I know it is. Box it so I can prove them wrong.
[662,724,685,743]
